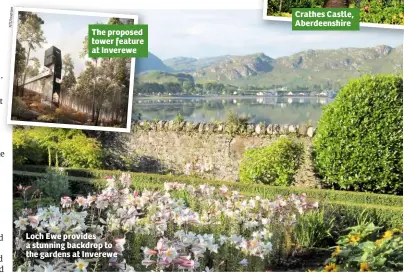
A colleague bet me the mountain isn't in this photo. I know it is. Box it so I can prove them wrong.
[135,52,173,74]
[136,45,403,89]
[276,45,399,72]
[164,55,233,72]
[192,53,275,81]
[137,71,194,84]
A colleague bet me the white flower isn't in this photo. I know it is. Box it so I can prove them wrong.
[75,259,88,272]
[164,247,178,262]
[219,185,228,194]
[263,242,273,253]
[218,235,228,245]
[14,217,28,230]
[49,223,61,234]
[114,237,126,253]
[239,259,248,267]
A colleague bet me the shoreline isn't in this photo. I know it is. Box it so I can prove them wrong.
[135,95,333,100]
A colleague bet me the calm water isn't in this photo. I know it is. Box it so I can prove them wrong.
[133,96,334,125]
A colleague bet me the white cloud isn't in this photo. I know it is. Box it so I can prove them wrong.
[21,9,404,71]
[137,9,403,60]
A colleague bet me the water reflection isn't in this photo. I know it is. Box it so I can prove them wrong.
[133,96,334,125]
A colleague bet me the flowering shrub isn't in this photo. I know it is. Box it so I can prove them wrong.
[14,174,320,272]
[314,223,403,272]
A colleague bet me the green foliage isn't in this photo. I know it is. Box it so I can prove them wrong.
[25,57,40,78]
[13,126,46,165]
[293,210,335,249]
[61,54,76,93]
[13,127,102,168]
[14,164,403,207]
[360,0,404,25]
[313,75,403,194]
[267,0,324,14]
[17,12,46,97]
[14,40,26,83]
[32,168,70,200]
[225,110,249,135]
[268,0,404,25]
[13,197,55,217]
[239,137,304,186]
[174,112,184,123]
[314,223,403,272]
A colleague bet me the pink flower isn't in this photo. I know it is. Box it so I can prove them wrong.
[75,196,88,208]
[61,196,73,208]
[156,239,164,251]
[157,259,171,267]
[113,238,126,254]
[141,259,156,268]
[143,246,158,256]
[16,184,31,192]
[174,258,195,269]
[28,215,39,228]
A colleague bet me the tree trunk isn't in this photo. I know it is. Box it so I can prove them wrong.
[95,105,101,126]
[323,0,349,7]
[91,59,98,122]
[14,76,19,97]
[20,46,32,97]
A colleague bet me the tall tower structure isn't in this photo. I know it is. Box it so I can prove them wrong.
[44,46,62,105]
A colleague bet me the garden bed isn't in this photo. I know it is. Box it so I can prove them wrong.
[13,167,403,229]
[13,172,403,272]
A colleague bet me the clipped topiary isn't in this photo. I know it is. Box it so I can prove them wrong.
[239,136,304,186]
[313,74,403,194]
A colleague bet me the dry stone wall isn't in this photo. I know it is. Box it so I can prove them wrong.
[112,120,319,187]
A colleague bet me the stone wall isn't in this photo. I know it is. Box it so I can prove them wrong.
[108,120,319,187]
[23,71,54,101]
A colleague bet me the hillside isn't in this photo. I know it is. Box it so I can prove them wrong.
[163,55,234,73]
[136,44,403,89]
[137,71,194,84]
[135,52,173,74]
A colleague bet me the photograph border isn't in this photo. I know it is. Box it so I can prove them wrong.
[262,0,404,30]
[7,6,138,133]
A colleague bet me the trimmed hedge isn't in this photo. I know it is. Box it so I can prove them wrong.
[313,75,403,195]
[239,137,304,186]
[14,165,403,208]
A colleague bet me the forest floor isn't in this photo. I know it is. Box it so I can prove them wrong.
[11,89,91,125]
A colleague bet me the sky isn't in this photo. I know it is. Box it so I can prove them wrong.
[27,11,109,75]
[24,9,404,75]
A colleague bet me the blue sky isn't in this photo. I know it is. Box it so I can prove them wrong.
[139,10,403,59]
[26,9,404,75]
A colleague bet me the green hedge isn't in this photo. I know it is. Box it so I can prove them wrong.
[14,166,403,208]
[13,171,402,229]
[239,137,304,186]
[313,75,403,194]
